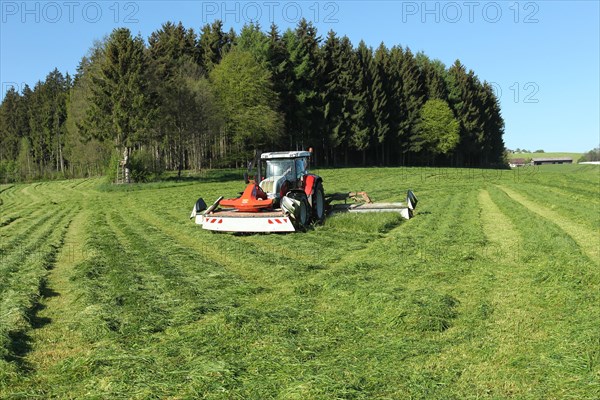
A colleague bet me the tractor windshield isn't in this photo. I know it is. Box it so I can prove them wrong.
[266,159,294,180]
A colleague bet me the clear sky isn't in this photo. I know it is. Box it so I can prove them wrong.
[1,0,598,152]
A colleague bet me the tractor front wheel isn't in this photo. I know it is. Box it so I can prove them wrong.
[286,192,310,230]
[296,195,310,230]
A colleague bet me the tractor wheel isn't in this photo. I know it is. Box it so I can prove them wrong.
[286,192,310,230]
[296,195,310,230]
[311,182,325,223]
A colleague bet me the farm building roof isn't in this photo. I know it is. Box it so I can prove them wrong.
[531,158,573,162]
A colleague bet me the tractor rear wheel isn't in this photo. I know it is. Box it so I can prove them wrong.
[312,182,325,223]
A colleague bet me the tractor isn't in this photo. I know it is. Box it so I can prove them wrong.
[191,151,417,233]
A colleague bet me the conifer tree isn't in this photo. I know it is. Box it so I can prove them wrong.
[285,19,322,152]
[316,32,356,164]
[85,28,156,182]
[0,87,22,161]
[198,20,227,72]
[149,22,199,79]
[267,25,295,148]
[399,48,426,161]
[319,30,342,164]
[237,23,269,64]
[371,43,391,164]
[350,41,374,164]
[65,43,113,177]
[478,82,505,165]
[447,60,485,165]
[416,52,448,101]
[386,46,407,164]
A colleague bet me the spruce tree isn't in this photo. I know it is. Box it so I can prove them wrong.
[0,87,22,161]
[371,43,391,164]
[198,20,226,73]
[148,22,199,80]
[319,30,343,165]
[42,69,68,173]
[416,53,448,101]
[350,41,374,165]
[316,32,356,164]
[284,19,322,153]
[86,28,156,182]
[447,60,485,165]
[386,46,407,164]
[65,42,114,177]
[337,36,358,164]
[267,24,295,148]
[28,81,48,175]
[237,23,269,64]
[478,82,505,165]
[399,48,426,162]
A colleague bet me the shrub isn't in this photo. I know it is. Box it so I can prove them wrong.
[105,150,122,183]
[129,148,164,183]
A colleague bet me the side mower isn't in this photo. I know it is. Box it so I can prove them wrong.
[190,151,418,233]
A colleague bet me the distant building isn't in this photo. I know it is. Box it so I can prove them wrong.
[509,158,528,167]
[531,157,573,165]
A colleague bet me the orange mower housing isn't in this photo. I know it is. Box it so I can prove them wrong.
[219,183,273,212]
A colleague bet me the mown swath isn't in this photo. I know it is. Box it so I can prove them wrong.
[499,185,599,263]
[0,205,76,365]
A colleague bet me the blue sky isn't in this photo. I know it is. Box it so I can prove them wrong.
[1,1,598,152]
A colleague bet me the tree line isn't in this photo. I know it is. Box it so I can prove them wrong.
[0,20,506,183]
[579,148,600,162]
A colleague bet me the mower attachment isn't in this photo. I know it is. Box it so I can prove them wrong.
[327,190,418,220]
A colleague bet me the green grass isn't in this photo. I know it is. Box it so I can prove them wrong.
[0,165,598,399]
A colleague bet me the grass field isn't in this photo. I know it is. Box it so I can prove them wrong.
[1,164,598,399]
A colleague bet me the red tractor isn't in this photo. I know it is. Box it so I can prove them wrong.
[191,151,417,233]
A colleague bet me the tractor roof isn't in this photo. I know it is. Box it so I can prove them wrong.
[261,151,312,160]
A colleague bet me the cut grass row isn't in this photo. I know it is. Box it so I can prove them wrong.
[483,186,599,398]
[0,204,76,381]
[1,178,88,390]
[499,185,599,263]
[499,181,599,234]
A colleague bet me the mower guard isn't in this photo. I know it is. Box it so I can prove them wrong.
[195,210,296,233]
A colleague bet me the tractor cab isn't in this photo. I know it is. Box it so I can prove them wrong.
[259,151,311,202]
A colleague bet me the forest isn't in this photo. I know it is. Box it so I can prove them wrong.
[0,20,506,183]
